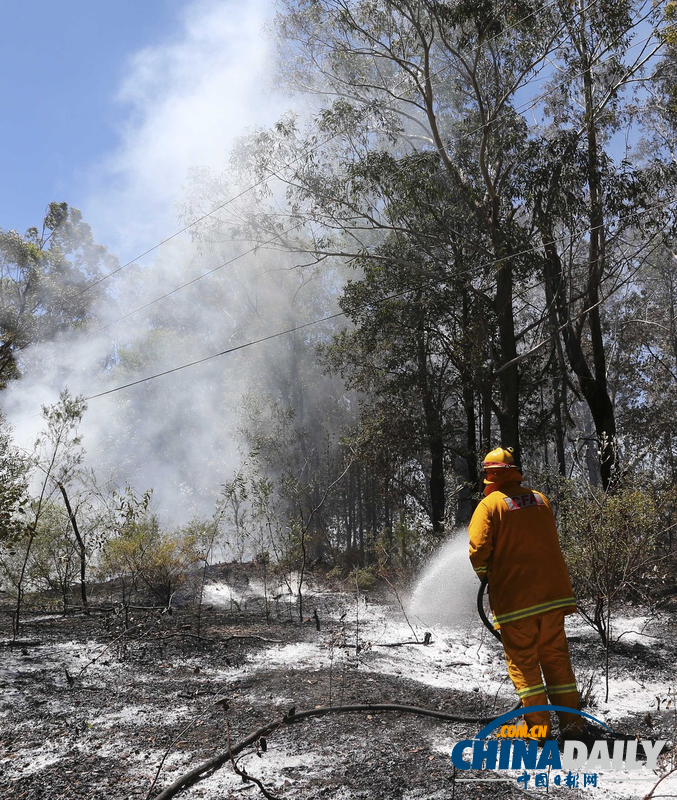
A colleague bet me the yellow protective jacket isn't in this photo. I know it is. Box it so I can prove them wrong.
[468,480,576,628]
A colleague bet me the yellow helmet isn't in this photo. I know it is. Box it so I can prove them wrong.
[482,447,518,484]
[482,447,515,470]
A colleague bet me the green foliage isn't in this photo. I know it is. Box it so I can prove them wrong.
[374,516,433,572]
[0,413,28,543]
[5,391,88,632]
[0,202,116,388]
[100,514,201,606]
[34,390,87,481]
[219,464,284,562]
[350,565,376,590]
[23,502,78,608]
[558,484,669,643]
[182,0,677,586]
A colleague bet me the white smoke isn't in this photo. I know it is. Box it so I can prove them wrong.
[2,0,343,525]
[88,0,286,260]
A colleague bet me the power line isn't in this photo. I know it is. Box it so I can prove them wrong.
[89,223,304,335]
[11,191,675,425]
[69,0,601,299]
[11,2,670,419]
[74,195,677,408]
[91,3,659,335]
[86,311,346,400]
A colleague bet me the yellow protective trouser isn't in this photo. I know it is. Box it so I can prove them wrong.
[500,608,581,738]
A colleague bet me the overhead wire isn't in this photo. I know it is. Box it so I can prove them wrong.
[66,0,598,300]
[86,311,347,401]
[89,223,304,335]
[12,192,668,419]
[89,0,660,335]
[12,1,672,418]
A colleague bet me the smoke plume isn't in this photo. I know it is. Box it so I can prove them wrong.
[2,0,339,526]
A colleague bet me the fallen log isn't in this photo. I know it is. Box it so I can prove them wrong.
[1,639,42,648]
[373,639,429,647]
[372,632,433,647]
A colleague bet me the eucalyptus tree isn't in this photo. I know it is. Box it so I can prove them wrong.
[525,0,673,488]
[604,245,677,482]
[318,150,494,531]
[648,0,677,155]
[0,202,115,388]
[184,0,572,537]
[0,412,28,543]
[241,0,574,465]
[184,0,675,546]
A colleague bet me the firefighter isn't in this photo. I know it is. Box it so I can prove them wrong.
[469,447,582,742]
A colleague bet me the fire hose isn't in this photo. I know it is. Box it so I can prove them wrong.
[477,576,502,642]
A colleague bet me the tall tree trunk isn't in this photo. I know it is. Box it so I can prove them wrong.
[457,381,479,524]
[540,219,616,490]
[458,288,479,522]
[552,364,567,477]
[356,466,364,558]
[579,12,616,488]
[544,259,569,477]
[494,261,521,464]
[58,482,89,614]
[487,202,522,464]
[416,312,445,534]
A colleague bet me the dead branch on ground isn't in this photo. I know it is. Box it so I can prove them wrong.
[152,702,510,800]
[642,763,677,800]
[1,639,42,647]
[227,721,281,800]
[222,634,283,644]
[374,632,433,647]
[146,716,206,800]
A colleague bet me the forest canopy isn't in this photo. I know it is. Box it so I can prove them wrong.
[178,0,677,547]
[2,2,677,598]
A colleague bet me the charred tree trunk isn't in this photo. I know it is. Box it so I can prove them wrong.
[462,289,479,504]
[356,466,364,557]
[58,482,89,614]
[494,259,521,466]
[540,218,616,490]
[552,361,567,477]
[543,262,569,477]
[579,17,616,489]
[535,3,617,490]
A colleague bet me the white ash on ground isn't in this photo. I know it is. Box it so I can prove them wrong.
[1,570,676,799]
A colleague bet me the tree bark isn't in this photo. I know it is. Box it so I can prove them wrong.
[416,311,445,534]
[578,10,616,488]
[491,225,521,465]
[540,213,616,489]
[58,482,89,614]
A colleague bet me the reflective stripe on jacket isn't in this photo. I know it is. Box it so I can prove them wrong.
[468,480,576,628]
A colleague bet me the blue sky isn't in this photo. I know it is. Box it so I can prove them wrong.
[0,0,283,263]
[0,1,189,236]
[1,0,291,513]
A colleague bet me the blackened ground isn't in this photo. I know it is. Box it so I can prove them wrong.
[1,575,676,800]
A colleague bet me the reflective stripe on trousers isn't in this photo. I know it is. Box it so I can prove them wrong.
[501,608,581,737]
